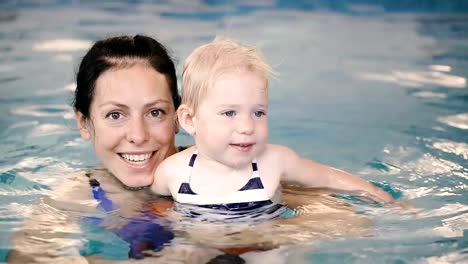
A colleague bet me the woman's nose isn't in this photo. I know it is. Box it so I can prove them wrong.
[126,117,149,144]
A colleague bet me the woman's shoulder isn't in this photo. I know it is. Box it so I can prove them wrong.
[44,170,101,213]
[48,171,91,196]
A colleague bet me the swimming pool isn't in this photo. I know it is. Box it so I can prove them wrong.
[1,0,467,263]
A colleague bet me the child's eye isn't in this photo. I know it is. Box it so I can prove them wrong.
[223,111,236,117]
[254,111,266,117]
[106,111,122,120]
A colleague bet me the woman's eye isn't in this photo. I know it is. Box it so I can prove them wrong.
[223,111,236,117]
[107,112,121,120]
[150,109,162,117]
[254,111,266,117]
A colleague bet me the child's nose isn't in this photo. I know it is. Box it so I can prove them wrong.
[237,116,254,135]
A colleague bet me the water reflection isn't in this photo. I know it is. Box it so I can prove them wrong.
[418,203,468,219]
[51,54,73,62]
[437,113,468,130]
[32,39,91,52]
[411,91,447,99]
[356,66,466,88]
[29,124,68,137]
[35,83,75,96]
[431,140,468,159]
[362,144,466,203]
[439,212,468,237]
[11,104,70,118]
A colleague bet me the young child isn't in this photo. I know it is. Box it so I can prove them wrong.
[151,38,395,211]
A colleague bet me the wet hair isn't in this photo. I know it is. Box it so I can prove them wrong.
[182,37,273,112]
[73,35,180,118]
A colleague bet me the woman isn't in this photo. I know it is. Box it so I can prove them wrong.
[74,34,180,189]
[8,35,220,263]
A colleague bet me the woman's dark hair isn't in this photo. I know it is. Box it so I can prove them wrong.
[73,35,180,118]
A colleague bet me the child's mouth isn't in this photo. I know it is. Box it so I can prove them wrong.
[230,143,254,152]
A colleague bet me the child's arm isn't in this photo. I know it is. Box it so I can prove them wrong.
[276,145,395,204]
[150,158,173,196]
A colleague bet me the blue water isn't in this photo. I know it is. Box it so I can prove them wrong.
[1,0,467,263]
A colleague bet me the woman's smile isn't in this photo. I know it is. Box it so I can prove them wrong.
[118,151,156,167]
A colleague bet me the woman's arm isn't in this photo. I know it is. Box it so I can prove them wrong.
[276,145,395,204]
[8,174,95,263]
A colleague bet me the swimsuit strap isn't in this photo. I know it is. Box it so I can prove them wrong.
[177,150,265,195]
[84,174,174,259]
[187,149,198,183]
[184,150,259,187]
[238,159,265,191]
[176,150,198,195]
[87,175,119,212]
[251,159,259,178]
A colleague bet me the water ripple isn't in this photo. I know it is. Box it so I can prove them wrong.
[356,65,466,88]
[35,83,75,96]
[0,172,49,196]
[419,203,468,218]
[0,202,34,220]
[11,104,71,118]
[416,250,468,264]
[437,113,468,130]
[412,91,447,99]
[29,124,68,137]
[0,156,77,188]
[0,76,20,84]
[384,146,462,178]
[430,140,468,159]
[32,38,92,52]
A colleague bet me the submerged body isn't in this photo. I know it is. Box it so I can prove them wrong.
[8,169,372,263]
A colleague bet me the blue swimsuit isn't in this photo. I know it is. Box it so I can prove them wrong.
[82,176,173,259]
[175,151,274,211]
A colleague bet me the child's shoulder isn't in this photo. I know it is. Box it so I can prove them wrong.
[157,146,196,171]
[166,145,196,163]
[258,144,297,163]
[263,143,296,156]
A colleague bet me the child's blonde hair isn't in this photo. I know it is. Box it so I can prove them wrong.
[182,37,273,111]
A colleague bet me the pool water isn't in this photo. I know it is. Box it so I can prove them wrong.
[1,0,467,263]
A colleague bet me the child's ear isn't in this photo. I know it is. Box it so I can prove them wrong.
[74,110,92,141]
[177,104,196,135]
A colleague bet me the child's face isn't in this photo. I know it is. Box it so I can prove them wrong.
[193,69,268,169]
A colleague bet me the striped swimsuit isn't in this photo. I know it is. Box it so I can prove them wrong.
[175,150,273,211]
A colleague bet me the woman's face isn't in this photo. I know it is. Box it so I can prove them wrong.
[76,64,177,187]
